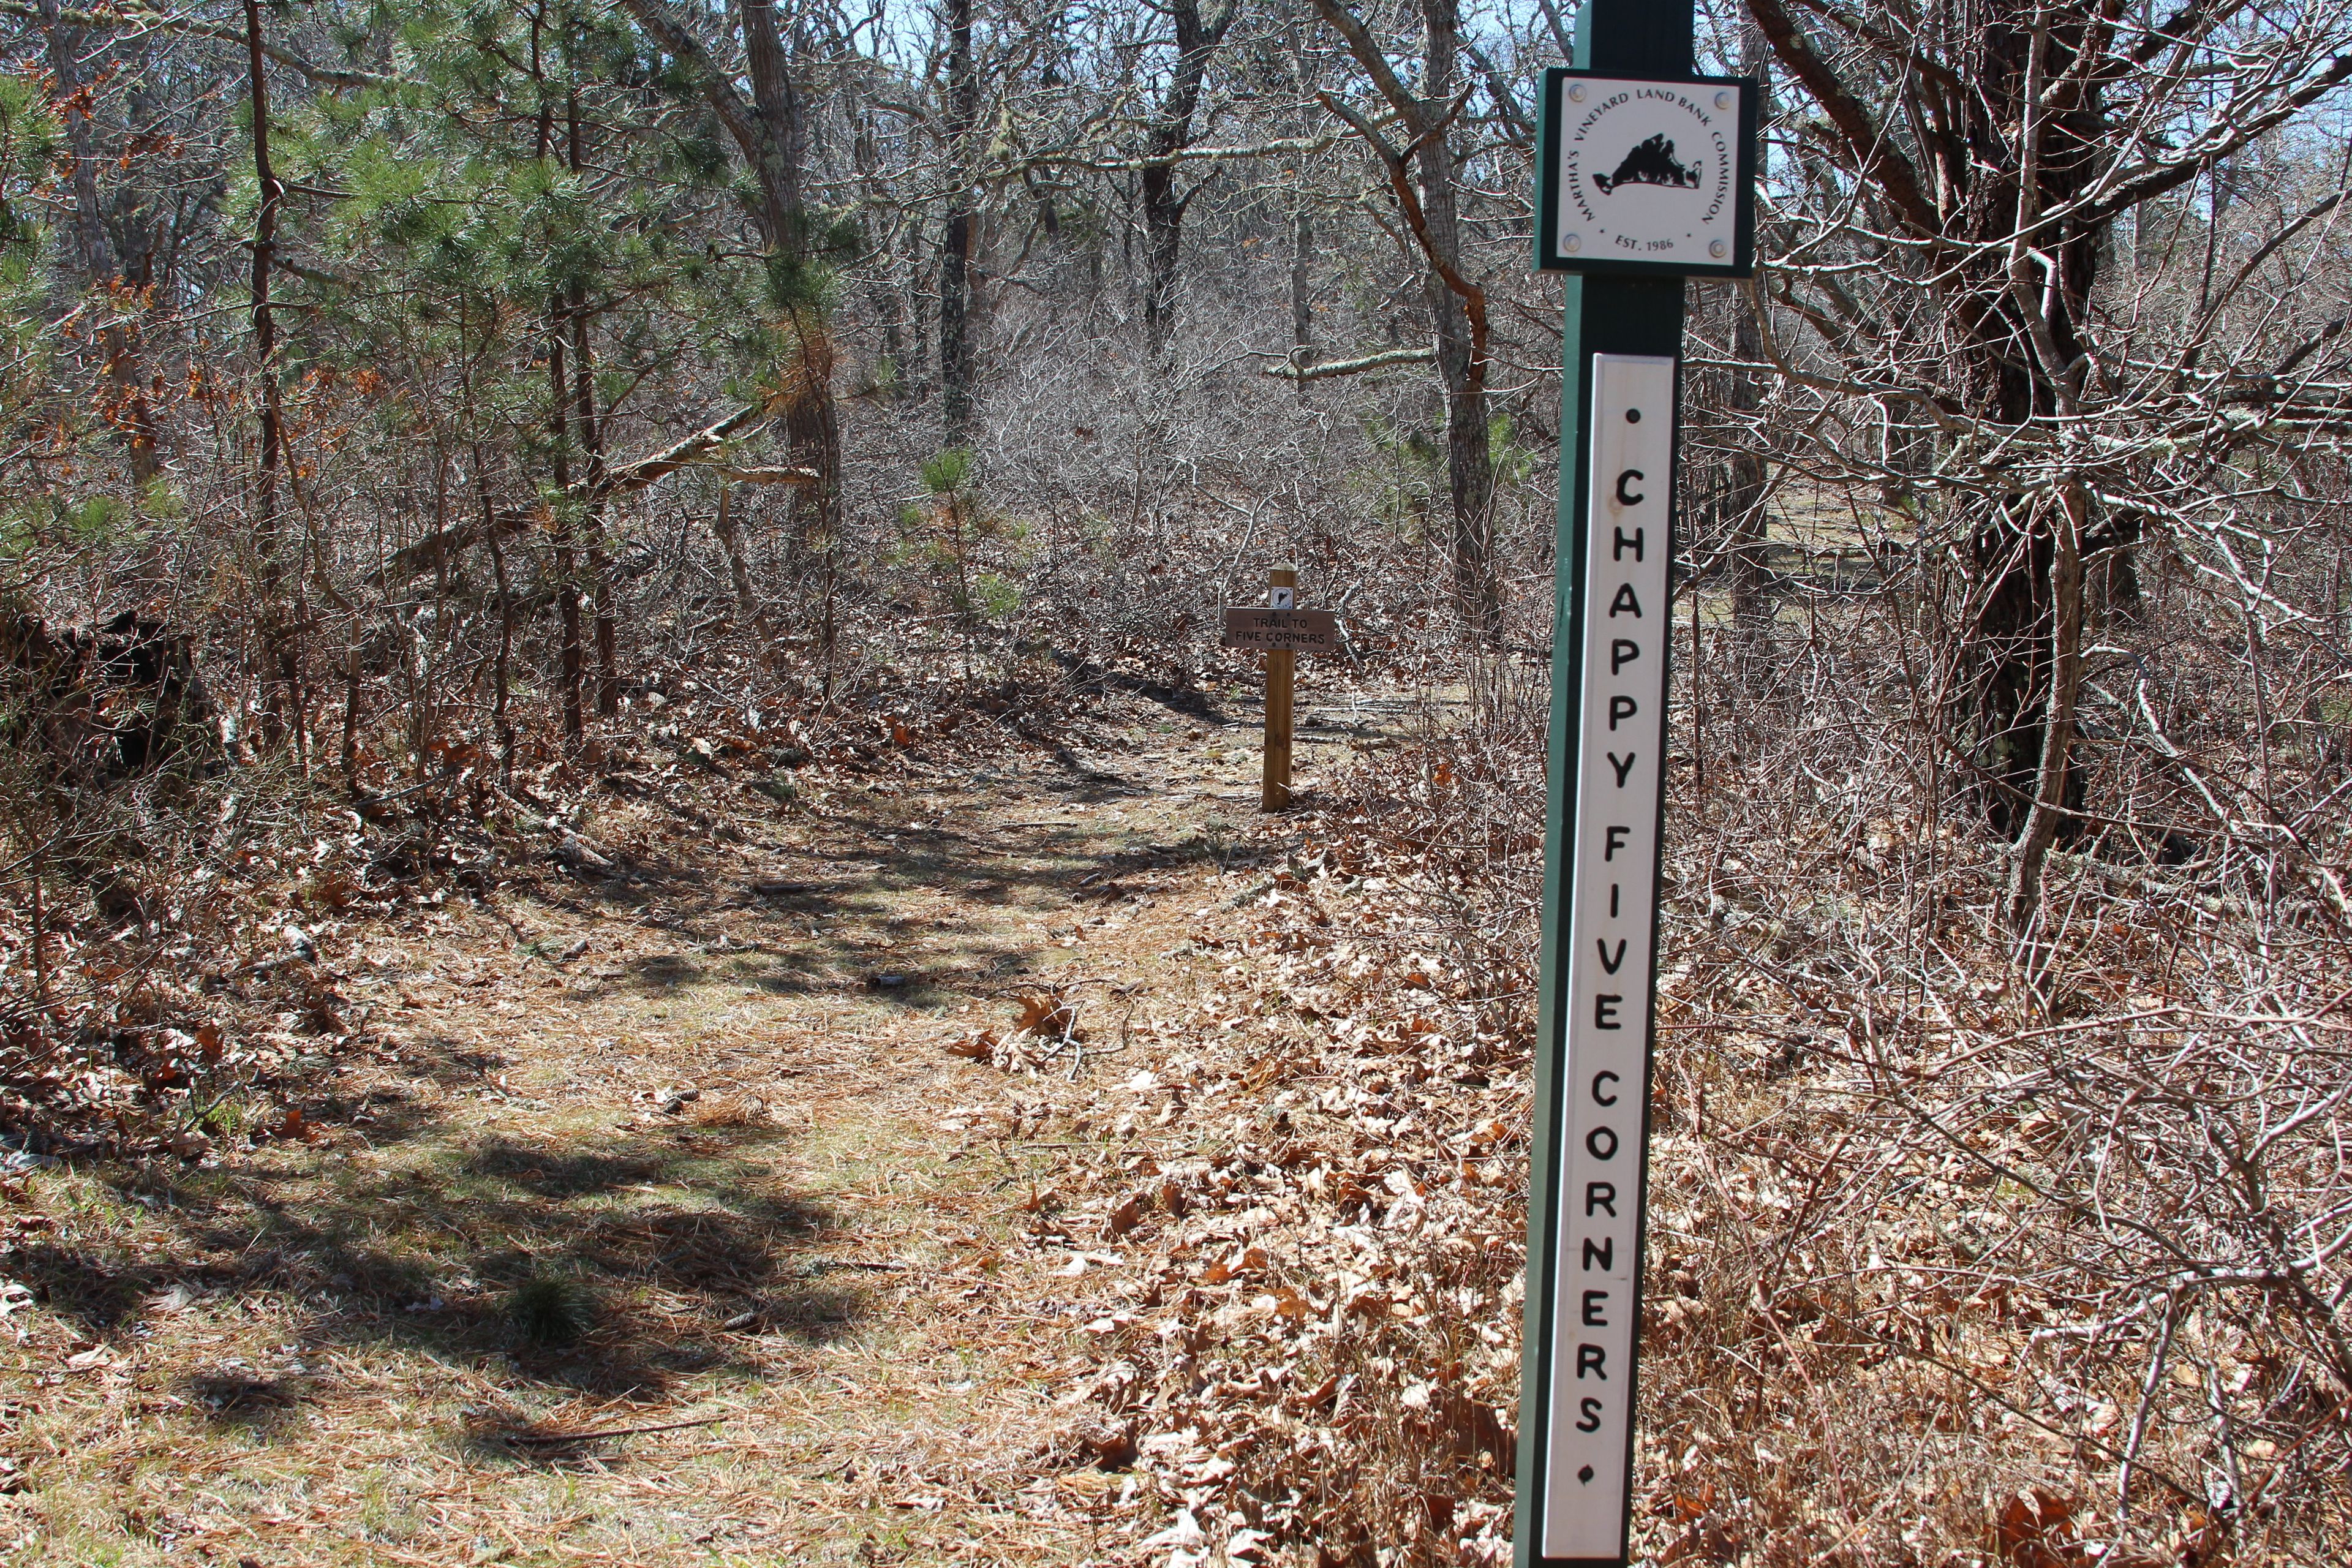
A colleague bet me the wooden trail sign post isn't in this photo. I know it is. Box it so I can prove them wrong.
[1514,5,1754,1565]
[1261,567,1295,812]
[1221,567,1338,811]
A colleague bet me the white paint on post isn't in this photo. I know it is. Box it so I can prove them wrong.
[1543,353,1675,1561]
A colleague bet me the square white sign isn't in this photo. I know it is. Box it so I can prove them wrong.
[1551,77,1747,273]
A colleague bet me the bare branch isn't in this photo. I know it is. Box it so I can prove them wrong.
[0,0,397,88]
[1261,347,1435,380]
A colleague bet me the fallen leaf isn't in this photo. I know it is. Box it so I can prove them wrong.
[1994,1487,2083,1568]
[1068,1416,1137,1469]
[1014,992,1084,1040]
[946,1030,997,1060]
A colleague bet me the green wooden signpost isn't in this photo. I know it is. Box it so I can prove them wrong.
[1514,4,1755,1564]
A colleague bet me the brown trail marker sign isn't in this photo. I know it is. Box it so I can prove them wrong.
[1223,567,1337,810]
[1220,608,1340,654]
[1515,7,1754,1566]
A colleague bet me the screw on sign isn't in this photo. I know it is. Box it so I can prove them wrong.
[1515,4,1755,1565]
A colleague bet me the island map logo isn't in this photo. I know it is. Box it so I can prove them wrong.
[1592,133,1701,194]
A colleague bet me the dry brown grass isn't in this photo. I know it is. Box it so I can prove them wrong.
[0,693,1320,1565]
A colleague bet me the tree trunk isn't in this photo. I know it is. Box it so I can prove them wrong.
[741,0,840,545]
[712,486,768,637]
[567,91,621,718]
[1289,203,1313,401]
[1136,0,1234,358]
[1414,0,1498,637]
[778,315,841,549]
[547,304,586,744]
[739,0,804,237]
[1947,15,2104,841]
[940,208,974,442]
[616,0,839,538]
[939,0,978,444]
[483,478,518,786]
[1139,162,1185,357]
[1747,0,2108,845]
[244,0,301,757]
[1308,0,1501,637]
[903,225,929,387]
[1725,295,1770,643]
[2006,484,2086,942]
[570,294,620,718]
[1725,23,1771,655]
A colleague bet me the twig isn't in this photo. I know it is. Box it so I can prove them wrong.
[499,1414,725,1445]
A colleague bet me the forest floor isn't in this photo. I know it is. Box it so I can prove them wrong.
[0,685,1446,1567]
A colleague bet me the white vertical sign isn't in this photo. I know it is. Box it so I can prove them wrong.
[1543,353,1674,1560]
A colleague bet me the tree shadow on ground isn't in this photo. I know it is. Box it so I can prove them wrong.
[540,778,1227,1014]
[187,1372,306,1434]
[14,1101,867,1417]
[514,842,1181,1012]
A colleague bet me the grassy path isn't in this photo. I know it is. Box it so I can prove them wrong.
[0,693,1405,1566]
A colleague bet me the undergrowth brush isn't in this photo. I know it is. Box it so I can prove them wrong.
[1046,636,2352,1566]
[0,620,1096,1167]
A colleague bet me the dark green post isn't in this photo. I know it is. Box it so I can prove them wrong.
[1516,2,1714,1564]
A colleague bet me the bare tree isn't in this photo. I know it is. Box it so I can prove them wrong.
[1311,0,1500,636]
[1740,0,2352,935]
[938,0,979,443]
[1723,17,1771,647]
[1137,0,1238,356]
[36,0,162,485]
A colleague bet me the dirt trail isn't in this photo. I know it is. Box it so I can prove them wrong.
[2,692,1417,1566]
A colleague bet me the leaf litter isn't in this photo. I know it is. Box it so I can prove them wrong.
[7,670,2316,1565]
